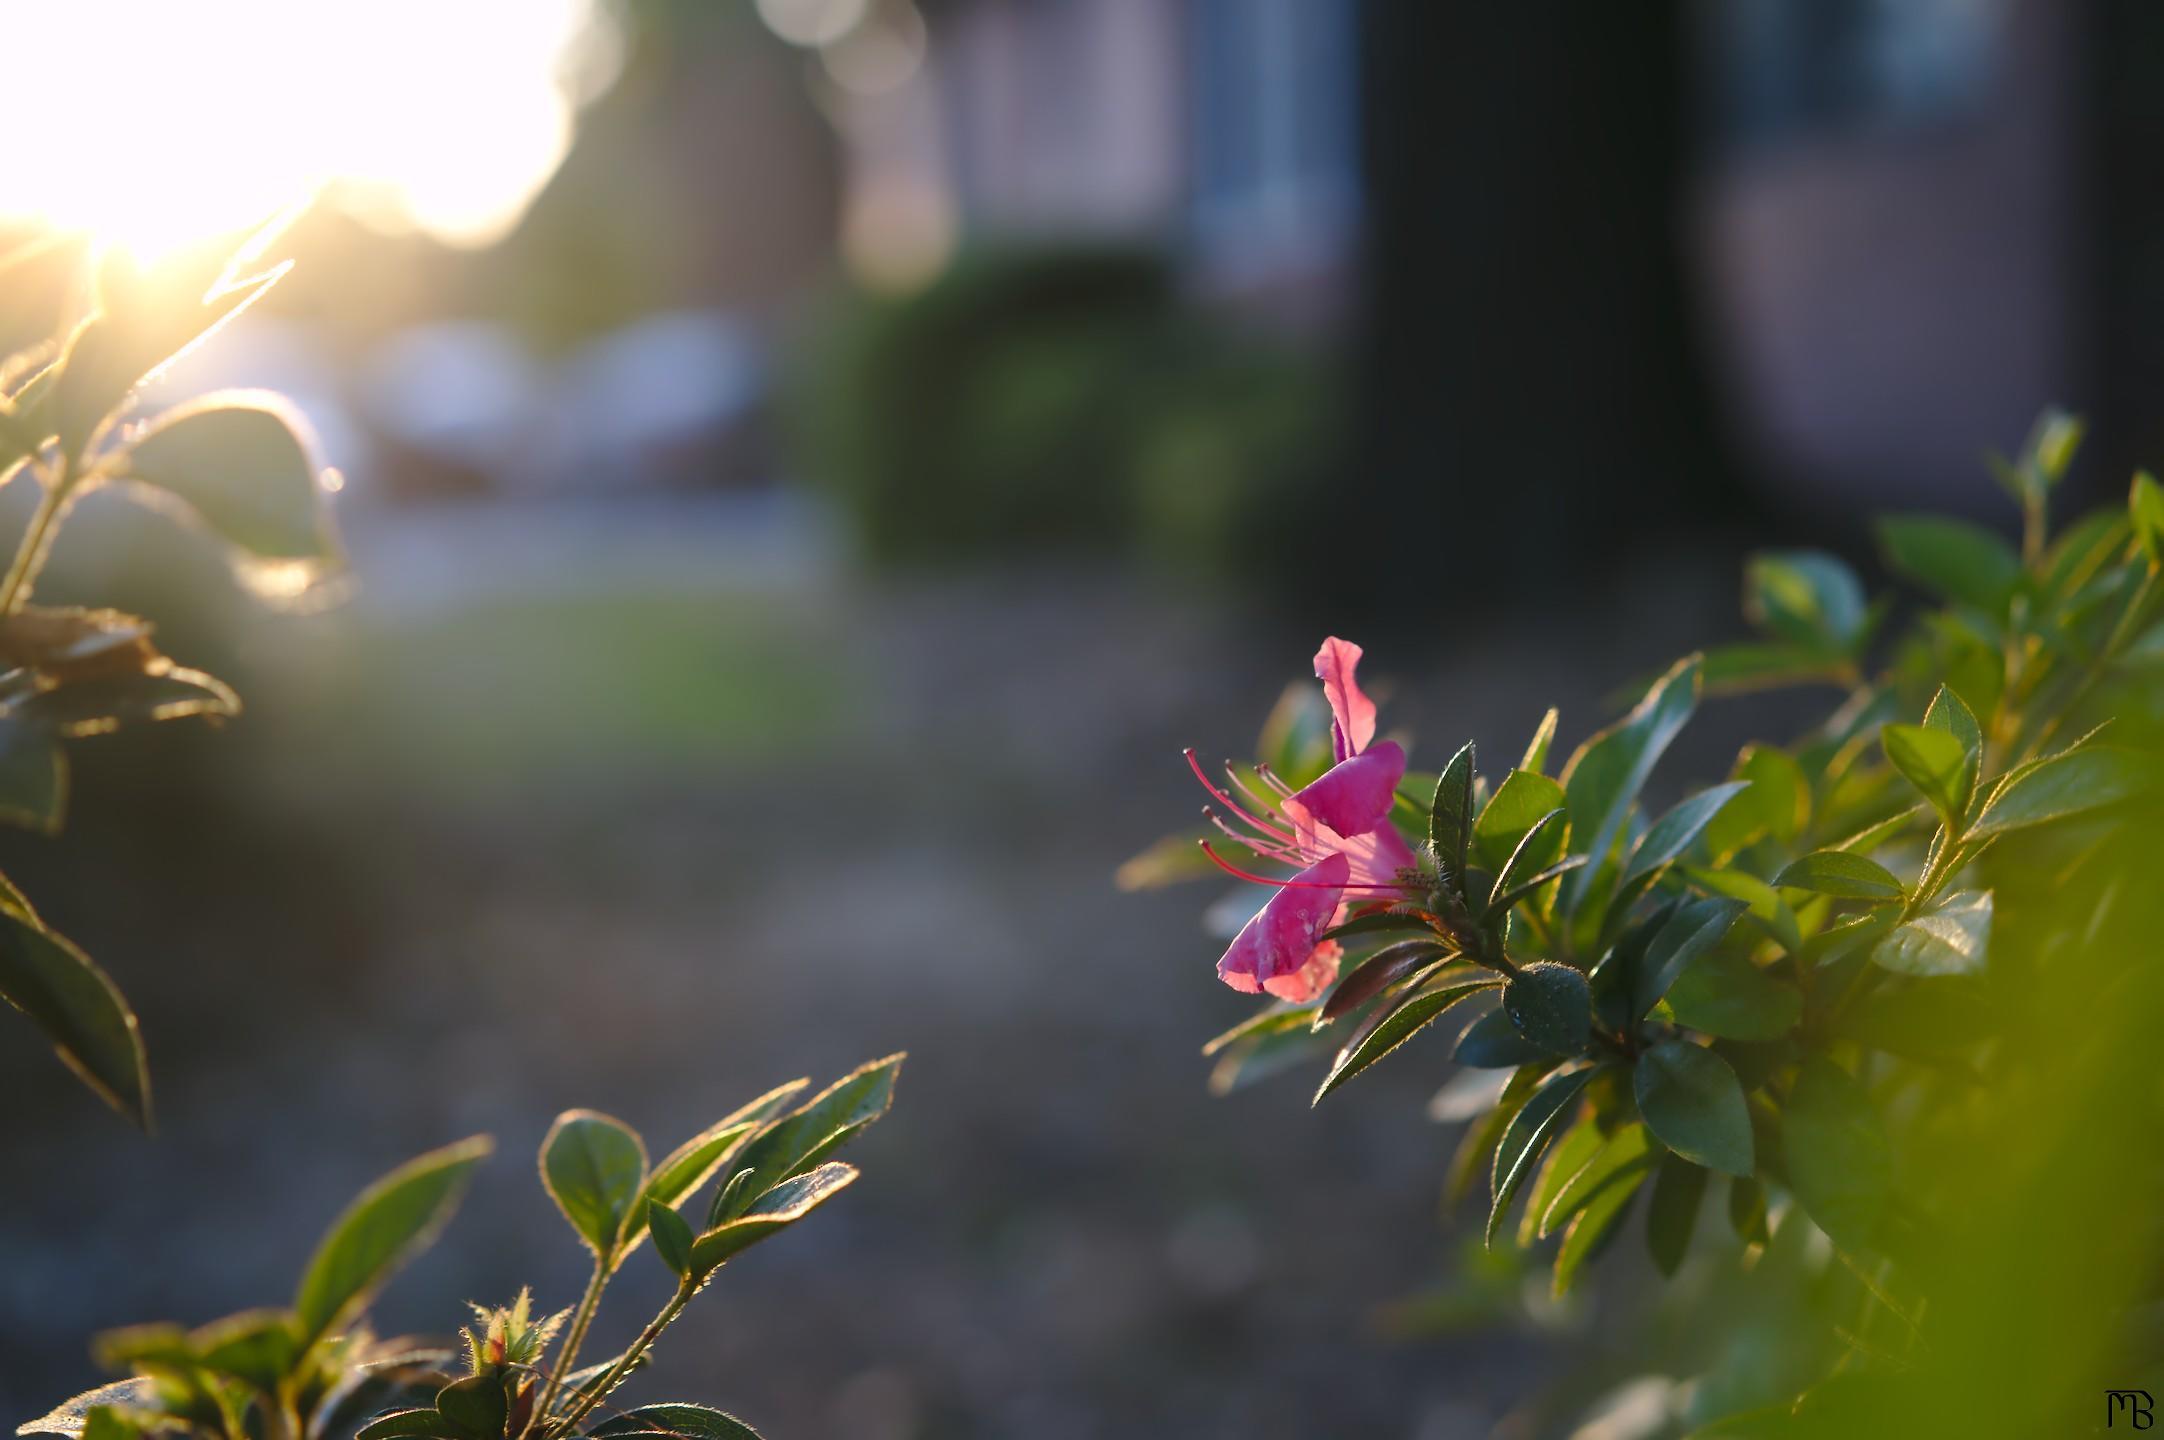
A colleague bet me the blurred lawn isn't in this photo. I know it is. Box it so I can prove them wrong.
[258,584,860,801]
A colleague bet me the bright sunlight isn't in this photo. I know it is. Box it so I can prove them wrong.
[0,0,617,257]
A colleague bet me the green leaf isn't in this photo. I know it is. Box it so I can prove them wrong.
[293,1136,492,1346]
[613,1116,764,1266]
[433,1375,508,1440]
[353,1411,450,1440]
[1616,782,1748,902]
[1559,655,1701,915]
[1728,1175,1770,1247]
[1871,889,1991,976]
[1502,962,1592,1055]
[1487,1067,1594,1245]
[646,1198,694,1279]
[1700,746,1808,860]
[590,1404,767,1439]
[1316,910,1432,944]
[14,665,240,737]
[689,1161,861,1278]
[1745,550,1868,653]
[1880,724,1972,824]
[1770,850,1904,903]
[15,1382,158,1439]
[1313,979,1497,1101]
[1484,807,1568,916]
[1664,951,1801,1041]
[0,910,150,1127]
[1485,856,1586,922]
[1115,832,1232,891]
[1518,1117,1604,1246]
[2131,470,2164,566]
[1553,1157,1650,1296]
[540,1111,649,1256]
[1201,1003,1310,1058]
[1429,741,1476,883]
[118,394,340,580]
[711,1055,902,1223]
[1631,896,1748,1021]
[1645,1152,1708,1277]
[1922,684,1982,768]
[1633,1041,1752,1175]
[1471,770,1564,872]
[1970,746,2155,837]
[1540,1122,1653,1238]
[190,1308,300,1388]
[1520,708,1558,774]
[2029,406,2084,488]
[1781,1058,1891,1249]
[0,717,66,833]
[1317,940,1455,1026]
[1452,1007,1545,1068]
[1685,868,1804,955]
[1877,515,2022,613]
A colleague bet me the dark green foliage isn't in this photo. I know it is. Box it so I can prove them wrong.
[785,243,1337,576]
[1136,407,2164,1433]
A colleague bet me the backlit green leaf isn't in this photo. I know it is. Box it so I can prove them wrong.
[1663,951,1801,1041]
[1881,724,1972,824]
[1645,1152,1708,1277]
[1430,740,1476,883]
[0,910,149,1127]
[1472,770,1564,873]
[293,1136,491,1345]
[688,1161,860,1279]
[1314,979,1497,1101]
[590,1405,766,1440]
[1487,1066,1594,1245]
[1871,890,1991,976]
[710,1055,901,1222]
[1771,850,1904,903]
[1631,897,1748,1022]
[540,1110,649,1256]
[1970,746,2155,837]
[1877,515,2021,613]
[118,394,340,583]
[1559,655,1701,916]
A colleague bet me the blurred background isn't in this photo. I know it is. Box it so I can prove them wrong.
[0,1,2157,1436]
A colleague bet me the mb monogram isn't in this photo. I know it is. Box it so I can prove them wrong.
[2110,1390,2156,1429]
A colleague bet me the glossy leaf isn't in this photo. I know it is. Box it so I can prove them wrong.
[1782,1057,1892,1249]
[1502,962,1592,1055]
[1558,655,1701,916]
[710,1055,901,1222]
[1317,940,1455,1025]
[614,1116,764,1266]
[688,1161,860,1278]
[1771,850,1904,903]
[1970,746,2155,838]
[1633,1042,1752,1175]
[0,910,149,1127]
[1921,684,1982,771]
[293,1136,492,1345]
[433,1377,507,1440]
[1630,897,1748,1022]
[540,1110,649,1256]
[1484,808,1569,917]
[1745,550,1868,653]
[1617,782,1748,902]
[1518,1117,1605,1246]
[1314,979,1497,1101]
[1487,1066,1594,1245]
[1871,889,1991,977]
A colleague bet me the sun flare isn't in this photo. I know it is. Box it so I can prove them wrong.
[0,0,616,259]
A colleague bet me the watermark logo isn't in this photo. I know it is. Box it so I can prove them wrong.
[2108,1390,2155,1429]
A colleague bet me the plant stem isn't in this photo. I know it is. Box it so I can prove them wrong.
[0,456,70,615]
[530,1259,611,1437]
[547,1278,694,1439]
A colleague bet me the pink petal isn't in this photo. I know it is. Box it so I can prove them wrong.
[1265,939,1342,1003]
[1313,636,1378,761]
[1216,852,1349,996]
[1284,741,1406,843]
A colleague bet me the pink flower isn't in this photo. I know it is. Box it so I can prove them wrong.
[1188,637,1422,1002]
